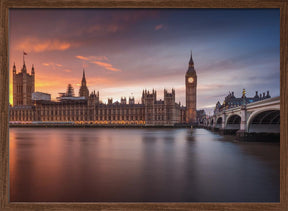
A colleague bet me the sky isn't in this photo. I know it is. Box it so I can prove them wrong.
[9,9,280,113]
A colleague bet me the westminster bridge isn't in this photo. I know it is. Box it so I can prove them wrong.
[201,96,280,140]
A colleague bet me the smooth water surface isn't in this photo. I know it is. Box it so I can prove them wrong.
[10,128,279,202]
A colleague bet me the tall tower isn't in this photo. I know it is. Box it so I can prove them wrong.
[13,60,35,106]
[185,51,197,124]
[79,69,89,99]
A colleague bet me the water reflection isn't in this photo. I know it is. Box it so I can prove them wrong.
[10,128,279,202]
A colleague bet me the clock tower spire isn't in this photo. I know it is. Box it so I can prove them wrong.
[185,51,197,124]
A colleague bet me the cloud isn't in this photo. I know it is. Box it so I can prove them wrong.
[155,24,165,31]
[76,55,108,61]
[17,38,76,52]
[75,55,120,72]
[75,56,89,61]
[42,62,63,70]
[198,84,224,91]
[86,24,121,34]
[90,61,121,72]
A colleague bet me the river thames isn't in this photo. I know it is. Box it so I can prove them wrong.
[9,128,279,202]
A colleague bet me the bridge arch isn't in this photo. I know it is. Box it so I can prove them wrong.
[247,109,280,133]
[215,117,222,128]
[198,116,206,124]
[210,119,214,126]
[225,114,241,130]
[205,119,209,126]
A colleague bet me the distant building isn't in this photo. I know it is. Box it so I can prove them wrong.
[10,53,198,126]
[56,84,86,101]
[197,109,206,124]
[32,92,51,101]
[214,89,271,115]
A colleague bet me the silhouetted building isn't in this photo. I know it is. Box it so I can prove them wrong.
[197,109,206,124]
[13,61,35,106]
[10,53,198,126]
[214,89,271,115]
[32,92,51,101]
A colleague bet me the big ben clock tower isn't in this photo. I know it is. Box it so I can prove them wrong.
[185,51,197,124]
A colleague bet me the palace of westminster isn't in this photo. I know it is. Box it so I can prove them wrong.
[10,54,199,126]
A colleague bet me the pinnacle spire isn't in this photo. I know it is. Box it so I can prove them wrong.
[82,69,86,82]
[187,50,196,73]
[189,50,194,66]
[13,62,16,73]
[31,64,35,74]
[81,68,87,88]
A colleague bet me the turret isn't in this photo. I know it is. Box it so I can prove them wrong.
[21,63,27,73]
[129,97,135,104]
[88,90,99,105]
[254,91,259,99]
[108,98,113,104]
[31,64,35,75]
[81,69,86,86]
[79,69,89,98]
[189,50,194,68]
[13,62,16,74]
[121,97,127,104]
[164,89,175,103]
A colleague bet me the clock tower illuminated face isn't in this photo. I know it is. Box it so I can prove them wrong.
[185,51,197,124]
[188,77,194,83]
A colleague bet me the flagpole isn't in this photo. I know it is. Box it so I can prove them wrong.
[23,50,24,65]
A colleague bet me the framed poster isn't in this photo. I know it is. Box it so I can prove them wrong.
[0,0,287,210]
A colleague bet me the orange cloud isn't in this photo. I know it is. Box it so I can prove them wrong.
[76,55,108,61]
[90,61,121,72]
[17,38,75,52]
[42,62,63,70]
[76,55,89,61]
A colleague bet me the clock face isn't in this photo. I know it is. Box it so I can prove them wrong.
[188,77,194,83]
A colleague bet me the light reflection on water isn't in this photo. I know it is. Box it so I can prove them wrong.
[9,128,279,202]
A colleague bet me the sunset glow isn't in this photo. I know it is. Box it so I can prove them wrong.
[9,9,280,111]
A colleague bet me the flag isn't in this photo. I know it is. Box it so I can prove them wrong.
[23,51,27,55]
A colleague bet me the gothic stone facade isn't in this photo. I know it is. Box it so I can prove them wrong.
[214,90,271,115]
[10,87,184,126]
[10,54,197,126]
[185,52,197,123]
[13,62,35,106]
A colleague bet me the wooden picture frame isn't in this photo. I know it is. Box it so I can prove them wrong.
[1,0,287,210]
